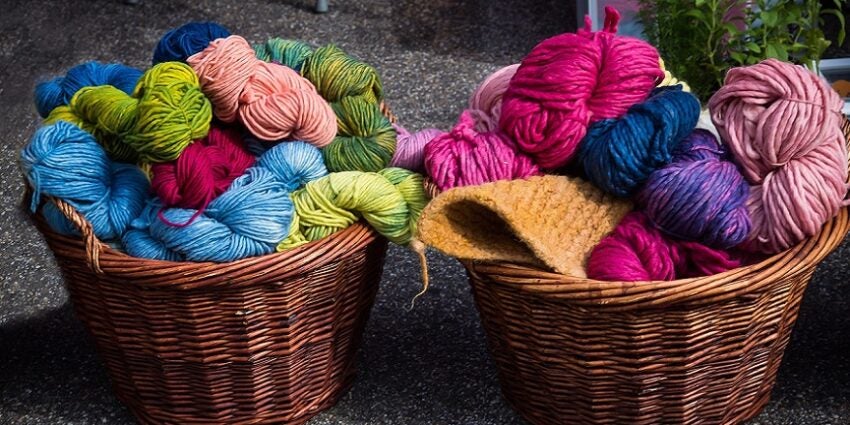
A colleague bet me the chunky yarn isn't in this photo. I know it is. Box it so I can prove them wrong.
[468,64,519,132]
[499,7,664,168]
[638,130,751,249]
[300,44,383,105]
[587,212,741,281]
[152,22,231,64]
[20,121,150,240]
[390,123,445,172]
[35,61,142,118]
[658,58,690,92]
[150,125,255,211]
[425,110,540,191]
[254,38,314,71]
[709,59,849,253]
[579,85,700,197]
[187,35,336,146]
[322,97,397,172]
[256,140,329,191]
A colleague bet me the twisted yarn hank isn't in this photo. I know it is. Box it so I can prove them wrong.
[637,130,751,249]
[709,59,849,253]
[35,61,142,118]
[390,123,445,172]
[254,38,314,71]
[579,85,700,197]
[587,212,741,281]
[152,22,231,64]
[425,110,541,191]
[187,35,336,146]
[300,44,383,105]
[499,6,664,168]
[468,64,519,132]
[322,97,397,172]
[20,121,150,240]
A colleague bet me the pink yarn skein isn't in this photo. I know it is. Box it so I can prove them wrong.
[468,64,519,132]
[424,110,541,191]
[587,212,741,282]
[390,124,446,172]
[709,59,849,254]
[187,35,336,147]
[499,7,663,168]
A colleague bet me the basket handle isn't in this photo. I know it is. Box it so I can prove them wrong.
[48,196,105,274]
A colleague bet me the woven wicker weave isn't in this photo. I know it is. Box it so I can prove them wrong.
[459,119,850,425]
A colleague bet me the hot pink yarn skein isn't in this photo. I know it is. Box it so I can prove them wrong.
[587,212,741,282]
[499,7,663,168]
[391,123,446,172]
[187,35,336,146]
[468,64,519,132]
[709,59,849,254]
[425,110,540,191]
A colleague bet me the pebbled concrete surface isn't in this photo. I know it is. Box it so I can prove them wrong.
[0,1,848,424]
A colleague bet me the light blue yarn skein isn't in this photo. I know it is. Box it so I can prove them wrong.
[34,61,143,118]
[20,121,150,240]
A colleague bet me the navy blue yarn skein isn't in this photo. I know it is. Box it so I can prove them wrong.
[637,130,751,249]
[20,121,150,240]
[152,22,231,64]
[35,61,143,118]
[579,85,700,198]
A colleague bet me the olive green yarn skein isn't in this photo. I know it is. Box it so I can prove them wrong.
[44,104,139,162]
[300,44,383,105]
[254,38,314,71]
[322,97,396,172]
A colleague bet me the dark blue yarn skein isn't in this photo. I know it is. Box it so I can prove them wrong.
[20,121,150,240]
[152,22,231,64]
[34,61,143,118]
[579,85,700,198]
[637,130,751,249]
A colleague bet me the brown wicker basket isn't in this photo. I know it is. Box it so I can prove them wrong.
[458,119,850,425]
[28,193,387,424]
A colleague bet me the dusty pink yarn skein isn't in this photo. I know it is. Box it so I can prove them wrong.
[468,64,519,132]
[709,59,849,253]
[187,35,336,146]
[390,124,446,172]
[425,110,541,191]
[499,7,663,168]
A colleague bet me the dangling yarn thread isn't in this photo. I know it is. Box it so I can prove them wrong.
[35,61,142,118]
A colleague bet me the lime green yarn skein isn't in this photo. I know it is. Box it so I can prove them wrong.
[254,38,314,71]
[300,44,383,105]
[322,97,396,172]
[44,104,139,162]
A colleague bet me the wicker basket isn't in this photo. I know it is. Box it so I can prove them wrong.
[458,119,850,425]
[28,194,387,425]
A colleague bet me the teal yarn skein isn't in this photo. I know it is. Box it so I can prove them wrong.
[20,121,150,240]
[254,38,314,71]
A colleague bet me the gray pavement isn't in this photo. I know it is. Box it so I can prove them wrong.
[1,1,849,424]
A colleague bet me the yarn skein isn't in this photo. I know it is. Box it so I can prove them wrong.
[637,130,751,249]
[468,64,519,133]
[390,123,445,172]
[20,121,150,240]
[187,35,336,147]
[152,22,231,64]
[322,97,397,172]
[579,85,700,197]
[254,38,314,71]
[499,7,664,168]
[35,61,142,118]
[300,44,383,105]
[587,211,741,281]
[709,59,849,253]
[425,110,541,191]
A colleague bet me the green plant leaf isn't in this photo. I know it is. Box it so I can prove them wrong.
[686,8,708,22]
[695,0,706,6]
[730,51,746,64]
[761,10,779,27]
[765,43,779,58]
[745,42,762,53]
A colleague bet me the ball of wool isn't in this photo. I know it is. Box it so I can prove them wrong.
[709,59,849,253]
[254,38,314,71]
[587,211,741,281]
[35,61,142,118]
[322,97,397,172]
[425,110,541,191]
[499,7,664,168]
[150,125,255,211]
[637,130,751,249]
[152,21,231,64]
[187,35,336,146]
[20,121,150,240]
[123,167,294,262]
[390,123,445,172]
[300,44,383,105]
[467,64,519,132]
[579,85,700,197]
[256,140,329,191]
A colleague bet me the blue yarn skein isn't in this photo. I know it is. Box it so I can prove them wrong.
[35,61,143,118]
[152,22,231,64]
[123,141,328,262]
[579,85,700,198]
[20,121,150,240]
[637,130,751,249]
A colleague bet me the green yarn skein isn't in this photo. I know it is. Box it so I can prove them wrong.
[254,38,314,71]
[322,97,396,172]
[278,167,427,250]
[45,104,138,162]
[300,44,384,105]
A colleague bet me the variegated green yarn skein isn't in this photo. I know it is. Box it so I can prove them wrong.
[254,38,314,71]
[45,62,212,163]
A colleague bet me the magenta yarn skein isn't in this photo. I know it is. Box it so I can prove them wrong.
[390,124,445,172]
